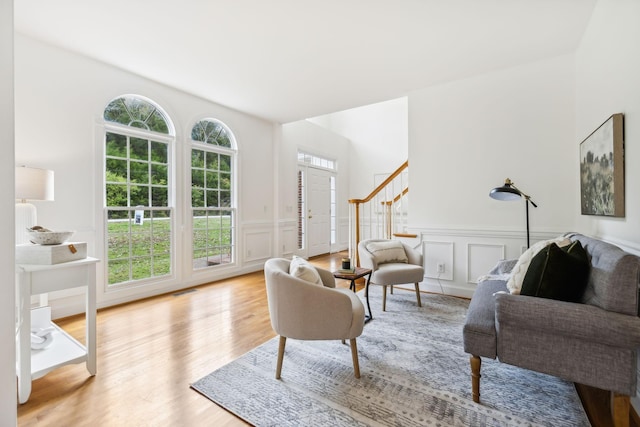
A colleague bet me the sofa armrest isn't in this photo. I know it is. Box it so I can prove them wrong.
[495,293,640,349]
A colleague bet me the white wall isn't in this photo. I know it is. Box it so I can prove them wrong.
[14,35,275,315]
[574,0,640,411]
[281,120,351,254]
[1,0,17,424]
[407,54,577,296]
[309,97,408,198]
[575,0,640,250]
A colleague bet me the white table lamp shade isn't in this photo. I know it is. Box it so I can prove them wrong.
[15,166,55,244]
[16,166,54,201]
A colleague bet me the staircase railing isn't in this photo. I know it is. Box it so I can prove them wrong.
[348,160,410,265]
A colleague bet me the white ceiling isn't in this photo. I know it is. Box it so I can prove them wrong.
[15,0,596,124]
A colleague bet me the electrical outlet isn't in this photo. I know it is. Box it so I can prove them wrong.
[437,263,445,274]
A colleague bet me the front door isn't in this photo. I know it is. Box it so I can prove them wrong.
[307,167,331,257]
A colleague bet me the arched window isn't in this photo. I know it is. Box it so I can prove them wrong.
[103,95,174,287]
[191,119,232,147]
[104,96,171,133]
[190,119,236,269]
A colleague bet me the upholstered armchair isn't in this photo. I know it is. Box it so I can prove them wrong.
[358,239,425,311]
[264,257,365,379]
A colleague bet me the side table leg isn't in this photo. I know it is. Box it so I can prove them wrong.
[86,264,97,376]
[18,273,32,404]
[364,274,373,322]
[18,376,32,405]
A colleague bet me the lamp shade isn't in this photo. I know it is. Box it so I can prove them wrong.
[489,178,537,248]
[15,166,54,201]
[489,178,521,201]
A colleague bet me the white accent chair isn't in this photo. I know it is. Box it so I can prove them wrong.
[264,258,365,379]
[358,239,424,311]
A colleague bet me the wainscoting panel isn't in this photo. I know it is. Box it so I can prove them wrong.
[412,227,563,298]
[277,219,298,258]
[337,216,349,252]
[467,243,505,284]
[281,227,296,257]
[423,240,454,281]
[244,229,273,263]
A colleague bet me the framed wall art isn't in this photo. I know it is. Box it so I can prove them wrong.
[579,113,624,217]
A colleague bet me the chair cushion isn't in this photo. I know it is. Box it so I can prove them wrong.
[289,256,323,285]
[365,240,408,265]
[371,263,423,285]
[520,241,590,302]
[506,236,571,294]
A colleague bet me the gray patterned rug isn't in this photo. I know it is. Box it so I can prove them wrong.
[191,289,590,426]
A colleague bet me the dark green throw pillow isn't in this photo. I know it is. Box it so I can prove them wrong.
[520,241,590,302]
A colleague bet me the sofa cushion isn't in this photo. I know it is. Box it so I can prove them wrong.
[289,256,323,285]
[365,240,408,264]
[506,236,571,294]
[520,241,589,302]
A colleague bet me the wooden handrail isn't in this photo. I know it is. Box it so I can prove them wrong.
[393,233,418,238]
[348,160,408,205]
[381,187,409,205]
[349,160,409,266]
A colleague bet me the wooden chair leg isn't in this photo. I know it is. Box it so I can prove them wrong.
[611,392,630,427]
[276,336,286,379]
[470,355,481,403]
[382,285,387,311]
[390,285,394,295]
[350,338,361,378]
[414,283,422,307]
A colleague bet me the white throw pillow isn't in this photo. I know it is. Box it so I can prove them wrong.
[289,256,323,285]
[506,236,571,294]
[365,240,409,265]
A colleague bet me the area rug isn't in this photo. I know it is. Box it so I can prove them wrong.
[191,289,590,426]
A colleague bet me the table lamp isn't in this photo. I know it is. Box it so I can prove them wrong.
[15,166,54,244]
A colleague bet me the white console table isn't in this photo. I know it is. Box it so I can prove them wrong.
[16,257,99,404]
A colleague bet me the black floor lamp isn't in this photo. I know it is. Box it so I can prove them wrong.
[489,178,538,248]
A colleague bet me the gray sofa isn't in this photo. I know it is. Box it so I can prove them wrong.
[463,233,640,426]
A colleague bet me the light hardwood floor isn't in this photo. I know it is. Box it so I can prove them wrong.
[17,252,632,426]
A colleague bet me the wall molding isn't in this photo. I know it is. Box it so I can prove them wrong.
[413,226,640,255]
[278,219,297,227]
[242,219,275,228]
[411,226,557,296]
[413,226,564,241]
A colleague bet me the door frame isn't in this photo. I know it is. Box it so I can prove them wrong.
[296,164,337,258]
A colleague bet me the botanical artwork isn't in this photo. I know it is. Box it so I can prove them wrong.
[579,113,624,217]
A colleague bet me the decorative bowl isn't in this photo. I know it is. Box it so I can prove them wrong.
[27,230,74,245]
